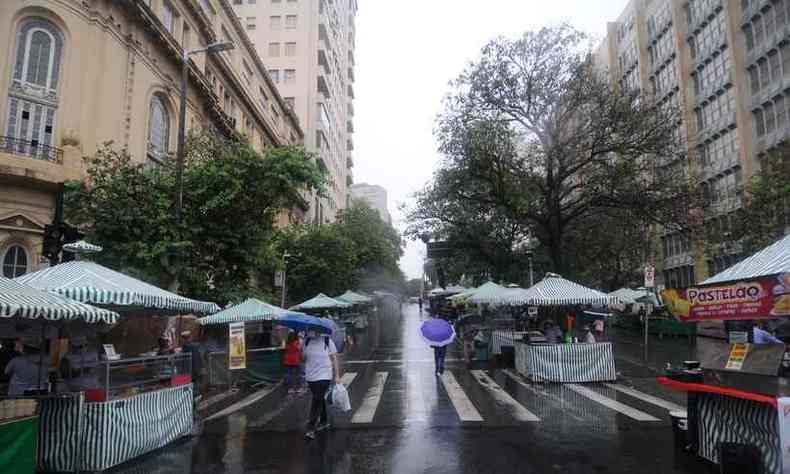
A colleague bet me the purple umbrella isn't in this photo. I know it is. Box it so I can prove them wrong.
[420,318,456,347]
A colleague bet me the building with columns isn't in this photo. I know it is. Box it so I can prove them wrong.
[0,0,301,279]
[232,0,358,224]
[595,0,790,289]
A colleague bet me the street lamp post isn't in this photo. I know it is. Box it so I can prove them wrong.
[175,41,235,223]
[281,252,292,309]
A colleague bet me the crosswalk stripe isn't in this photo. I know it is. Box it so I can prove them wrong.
[440,372,484,422]
[502,370,586,422]
[471,370,540,422]
[351,372,389,424]
[340,372,358,387]
[604,383,684,412]
[566,384,660,421]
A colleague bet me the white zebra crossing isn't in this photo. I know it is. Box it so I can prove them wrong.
[340,372,358,387]
[405,370,428,422]
[471,370,540,422]
[440,372,484,422]
[351,372,389,424]
[566,383,660,421]
[603,383,684,412]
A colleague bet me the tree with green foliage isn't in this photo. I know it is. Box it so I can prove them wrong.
[65,131,325,304]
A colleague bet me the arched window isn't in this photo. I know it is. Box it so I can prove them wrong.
[2,245,28,278]
[147,94,170,163]
[5,18,64,156]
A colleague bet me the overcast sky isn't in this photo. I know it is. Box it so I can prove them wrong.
[352,0,630,280]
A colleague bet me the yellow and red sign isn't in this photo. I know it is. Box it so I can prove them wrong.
[662,272,790,322]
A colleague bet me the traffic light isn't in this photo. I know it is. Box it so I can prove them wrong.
[60,224,85,263]
[42,224,63,263]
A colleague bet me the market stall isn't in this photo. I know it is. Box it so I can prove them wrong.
[0,276,119,473]
[199,298,287,386]
[14,261,219,472]
[660,234,790,474]
[290,293,350,348]
[474,274,619,382]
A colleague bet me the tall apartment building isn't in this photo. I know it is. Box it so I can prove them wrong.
[233,0,357,224]
[350,183,391,225]
[595,0,790,289]
[0,0,301,279]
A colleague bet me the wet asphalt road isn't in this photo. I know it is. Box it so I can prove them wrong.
[109,305,715,474]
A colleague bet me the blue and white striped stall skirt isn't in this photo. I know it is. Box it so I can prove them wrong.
[515,342,617,383]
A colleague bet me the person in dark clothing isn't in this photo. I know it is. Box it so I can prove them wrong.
[180,332,202,387]
[433,345,447,375]
[0,339,20,384]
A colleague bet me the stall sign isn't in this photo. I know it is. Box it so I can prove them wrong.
[778,397,790,471]
[725,343,750,371]
[662,272,790,322]
[228,322,246,370]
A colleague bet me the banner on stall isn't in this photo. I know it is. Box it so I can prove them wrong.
[778,397,790,472]
[228,322,246,370]
[661,272,790,322]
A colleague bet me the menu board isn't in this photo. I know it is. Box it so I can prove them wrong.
[724,343,750,371]
[662,272,790,322]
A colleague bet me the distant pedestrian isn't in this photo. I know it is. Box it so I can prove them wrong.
[593,318,605,341]
[181,331,203,389]
[418,298,423,313]
[583,325,596,344]
[302,330,341,440]
[283,332,302,395]
[463,328,476,368]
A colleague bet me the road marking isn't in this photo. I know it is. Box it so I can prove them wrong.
[406,370,427,422]
[205,383,280,421]
[471,370,539,422]
[340,372,358,387]
[502,370,586,422]
[351,372,389,424]
[440,372,484,422]
[345,358,462,364]
[604,383,684,412]
[566,384,660,421]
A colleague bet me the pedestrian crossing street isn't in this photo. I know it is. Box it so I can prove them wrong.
[325,367,685,428]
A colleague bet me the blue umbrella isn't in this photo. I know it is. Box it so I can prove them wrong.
[420,318,456,347]
[278,312,334,334]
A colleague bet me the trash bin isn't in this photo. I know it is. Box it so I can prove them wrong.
[669,410,688,451]
[718,442,762,474]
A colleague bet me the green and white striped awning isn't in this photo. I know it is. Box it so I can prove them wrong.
[199,298,287,326]
[0,277,119,323]
[335,290,373,304]
[703,234,790,284]
[473,274,617,306]
[290,293,352,311]
[15,261,220,315]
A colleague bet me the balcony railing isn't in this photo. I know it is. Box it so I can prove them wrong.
[0,136,63,164]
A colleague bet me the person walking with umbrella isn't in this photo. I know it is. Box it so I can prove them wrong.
[420,318,455,376]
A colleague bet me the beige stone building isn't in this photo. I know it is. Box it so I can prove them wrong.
[0,0,302,279]
[233,0,357,223]
[350,182,391,225]
[595,0,790,288]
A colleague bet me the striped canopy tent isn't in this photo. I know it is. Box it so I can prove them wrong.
[702,234,790,284]
[464,282,515,305]
[335,290,373,305]
[609,288,653,304]
[289,293,352,311]
[0,277,119,323]
[478,274,616,307]
[15,261,220,315]
[198,298,287,326]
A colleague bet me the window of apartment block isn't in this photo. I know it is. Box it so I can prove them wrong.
[268,69,279,83]
[288,0,297,2]
[285,42,296,56]
[766,5,776,37]
[755,109,766,136]
[284,97,295,109]
[259,87,269,110]
[182,23,191,49]
[783,43,790,78]
[270,16,282,30]
[765,101,776,133]
[242,59,254,85]
[272,0,281,3]
[284,69,295,84]
[268,42,280,56]
[770,50,782,83]
[754,15,764,47]
[246,17,256,30]
[248,0,256,3]
[744,24,754,51]
[759,58,770,87]
[285,15,297,29]
[777,0,788,28]
[777,95,788,128]
[162,2,176,33]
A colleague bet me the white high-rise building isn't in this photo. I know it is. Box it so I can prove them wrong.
[351,183,391,225]
[233,0,358,224]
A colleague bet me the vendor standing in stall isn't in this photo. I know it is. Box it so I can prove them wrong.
[61,337,100,392]
[5,338,49,396]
